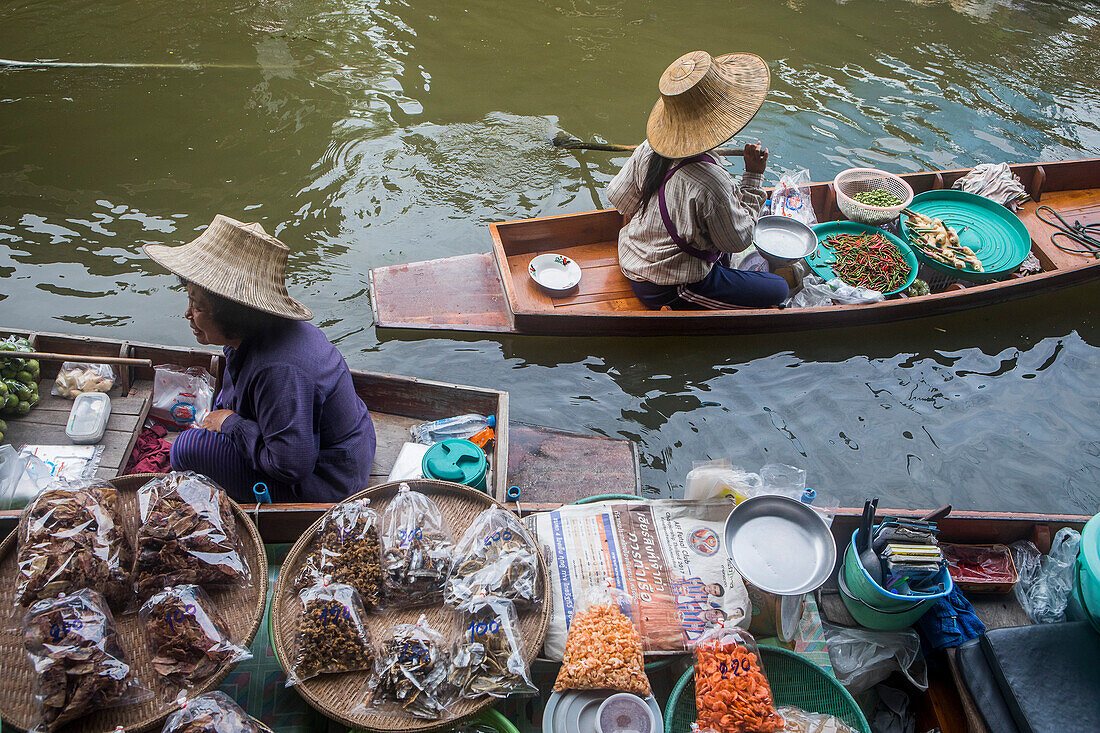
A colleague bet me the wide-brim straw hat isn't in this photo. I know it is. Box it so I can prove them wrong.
[647,50,770,159]
[144,215,313,321]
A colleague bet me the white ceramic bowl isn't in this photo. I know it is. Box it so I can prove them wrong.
[529,253,581,292]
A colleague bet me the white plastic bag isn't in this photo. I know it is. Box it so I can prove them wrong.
[1010,528,1082,624]
[151,365,215,430]
[822,622,927,694]
[684,460,763,502]
[769,169,818,226]
[786,275,884,308]
[52,362,116,398]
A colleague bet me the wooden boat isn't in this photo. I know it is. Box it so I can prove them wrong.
[369,157,1100,335]
[0,326,640,526]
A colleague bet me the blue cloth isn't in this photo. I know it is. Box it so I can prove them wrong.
[916,586,986,650]
[629,263,790,309]
[170,320,376,502]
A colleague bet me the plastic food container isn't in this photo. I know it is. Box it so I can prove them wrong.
[598,692,655,733]
[66,392,111,444]
[941,543,1018,594]
[421,438,488,492]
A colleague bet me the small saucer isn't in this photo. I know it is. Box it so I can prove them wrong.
[529,253,581,292]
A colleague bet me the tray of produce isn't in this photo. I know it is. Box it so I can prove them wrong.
[270,479,551,733]
[805,221,918,296]
[0,472,267,733]
[899,189,1031,280]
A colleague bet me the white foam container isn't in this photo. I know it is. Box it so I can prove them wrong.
[66,392,111,444]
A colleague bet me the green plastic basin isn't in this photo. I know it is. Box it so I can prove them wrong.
[1076,512,1100,634]
[806,221,918,296]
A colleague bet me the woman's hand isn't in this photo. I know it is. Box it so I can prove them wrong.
[743,142,769,174]
[197,409,235,432]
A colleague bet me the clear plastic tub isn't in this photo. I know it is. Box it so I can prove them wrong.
[66,392,111,444]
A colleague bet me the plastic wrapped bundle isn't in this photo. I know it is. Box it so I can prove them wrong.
[446,506,541,608]
[371,615,455,719]
[295,498,382,610]
[287,580,375,686]
[161,691,272,733]
[693,625,782,733]
[450,594,537,699]
[552,585,650,696]
[380,484,454,608]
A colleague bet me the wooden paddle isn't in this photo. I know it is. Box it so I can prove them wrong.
[553,135,745,157]
[3,351,153,367]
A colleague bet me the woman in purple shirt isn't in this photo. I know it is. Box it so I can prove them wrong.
[144,215,376,502]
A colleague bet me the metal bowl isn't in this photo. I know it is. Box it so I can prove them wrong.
[724,494,837,595]
[753,215,817,269]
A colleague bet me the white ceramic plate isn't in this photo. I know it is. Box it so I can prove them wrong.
[529,253,582,292]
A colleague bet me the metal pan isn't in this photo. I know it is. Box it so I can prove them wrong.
[724,494,836,595]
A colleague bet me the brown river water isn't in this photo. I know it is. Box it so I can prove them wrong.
[1,0,1099,511]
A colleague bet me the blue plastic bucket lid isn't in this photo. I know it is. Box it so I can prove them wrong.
[422,438,487,490]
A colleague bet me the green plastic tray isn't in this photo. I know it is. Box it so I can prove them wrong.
[899,189,1030,280]
[664,646,870,733]
[806,221,918,296]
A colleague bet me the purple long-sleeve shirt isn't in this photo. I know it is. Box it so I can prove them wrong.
[217,321,376,502]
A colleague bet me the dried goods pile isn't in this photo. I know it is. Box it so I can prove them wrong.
[288,582,375,684]
[450,594,536,699]
[380,484,453,607]
[694,627,783,733]
[553,601,650,696]
[372,617,454,719]
[140,584,250,687]
[161,691,272,733]
[133,472,250,597]
[22,589,145,732]
[446,506,540,607]
[16,478,131,608]
[295,498,382,610]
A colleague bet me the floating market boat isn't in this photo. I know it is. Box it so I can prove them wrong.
[369,157,1100,335]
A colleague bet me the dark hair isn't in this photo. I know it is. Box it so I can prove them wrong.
[181,278,286,340]
[639,150,674,213]
[707,583,725,597]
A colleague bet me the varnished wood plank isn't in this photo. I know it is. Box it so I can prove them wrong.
[506,423,639,504]
[553,263,633,300]
[506,253,561,312]
[554,240,621,268]
[1018,189,1100,270]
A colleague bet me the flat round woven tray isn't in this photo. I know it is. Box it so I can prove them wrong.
[0,473,268,733]
[271,479,552,733]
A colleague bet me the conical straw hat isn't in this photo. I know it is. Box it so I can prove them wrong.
[646,50,770,159]
[144,215,313,321]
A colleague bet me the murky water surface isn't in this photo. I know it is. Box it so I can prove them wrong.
[2,0,1099,511]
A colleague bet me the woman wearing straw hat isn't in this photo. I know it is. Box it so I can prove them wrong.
[608,51,789,309]
[144,215,377,503]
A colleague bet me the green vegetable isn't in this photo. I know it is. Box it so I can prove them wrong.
[0,382,6,399]
[16,400,30,416]
[906,279,931,297]
[26,359,39,379]
[3,394,16,410]
[0,417,6,433]
[17,370,33,385]
[852,189,903,207]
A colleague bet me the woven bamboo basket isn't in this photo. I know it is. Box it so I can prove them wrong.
[0,473,268,732]
[271,479,552,733]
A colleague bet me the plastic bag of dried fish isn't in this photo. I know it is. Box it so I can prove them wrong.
[369,614,456,719]
[161,691,273,733]
[16,477,132,609]
[140,585,251,689]
[133,472,251,598]
[23,589,150,732]
[445,505,541,608]
[295,498,382,610]
[553,583,651,696]
[450,594,537,699]
[380,484,454,608]
[286,580,376,686]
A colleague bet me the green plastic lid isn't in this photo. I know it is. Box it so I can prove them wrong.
[422,438,487,490]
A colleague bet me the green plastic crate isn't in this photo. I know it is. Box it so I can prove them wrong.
[664,646,869,733]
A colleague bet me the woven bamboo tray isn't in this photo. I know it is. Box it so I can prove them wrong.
[0,473,268,733]
[271,479,552,733]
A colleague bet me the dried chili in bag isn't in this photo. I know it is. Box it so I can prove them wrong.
[133,472,250,597]
[693,624,782,733]
[161,691,272,733]
[552,584,650,696]
[294,498,382,610]
[380,484,454,608]
[450,594,537,699]
[446,506,541,608]
[23,589,149,732]
[370,614,455,719]
[140,585,251,688]
[16,478,131,608]
[286,580,375,686]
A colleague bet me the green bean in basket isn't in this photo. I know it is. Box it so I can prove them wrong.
[852,189,903,207]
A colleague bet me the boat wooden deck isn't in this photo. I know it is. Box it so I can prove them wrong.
[370,158,1100,335]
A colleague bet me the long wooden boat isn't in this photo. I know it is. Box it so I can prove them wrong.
[369,157,1100,335]
[0,327,640,523]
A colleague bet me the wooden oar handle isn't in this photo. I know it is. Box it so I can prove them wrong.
[3,350,154,367]
[553,138,745,157]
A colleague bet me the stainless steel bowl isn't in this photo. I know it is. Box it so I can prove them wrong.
[724,494,837,595]
[753,215,817,269]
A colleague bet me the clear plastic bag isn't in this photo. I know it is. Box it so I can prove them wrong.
[371,614,455,719]
[380,483,454,608]
[140,585,251,688]
[150,364,215,430]
[52,362,117,398]
[786,275,884,308]
[16,478,132,608]
[446,506,541,608]
[161,691,272,733]
[450,594,537,699]
[133,472,251,597]
[0,445,53,511]
[822,622,927,694]
[775,706,858,733]
[287,580,375,686]
[769,169,818,226]
[693,624,783,733]
[23,589,149,732]
[1010,528,1082,624]
[553,584,650,696]
[295,498,383,610]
